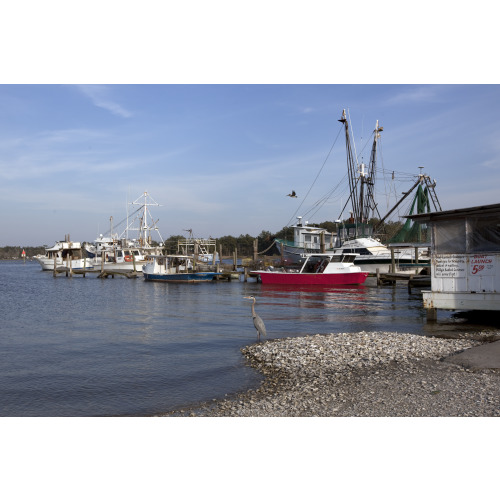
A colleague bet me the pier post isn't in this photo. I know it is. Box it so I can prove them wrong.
[233,249,237,271]
[253,239,258,263]
[427,307,437,322]
[53,255,57,278]
[390,247,396,273]
[376,268,380,286]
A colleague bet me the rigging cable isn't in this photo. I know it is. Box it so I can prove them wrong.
[284,123,344,227]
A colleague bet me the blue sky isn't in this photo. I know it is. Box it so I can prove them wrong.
[1,84,500,246]
[1,2,499,247]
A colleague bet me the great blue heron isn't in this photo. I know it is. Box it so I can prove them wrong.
[244,295,267,341]
[286,190,297,198]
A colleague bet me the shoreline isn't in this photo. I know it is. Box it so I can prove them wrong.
[161,331,500,417]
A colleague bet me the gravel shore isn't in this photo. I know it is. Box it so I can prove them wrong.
[163,331,500,417]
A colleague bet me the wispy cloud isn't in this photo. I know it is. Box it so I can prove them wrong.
[384,86,442,106]
[76,85,133,118]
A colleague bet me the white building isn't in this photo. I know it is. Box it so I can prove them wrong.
[409,203,500,320]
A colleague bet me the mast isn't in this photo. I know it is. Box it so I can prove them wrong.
[120,191,164,246]
[362,120,383,222]
[338,109,360,221]
[338,110,382,224]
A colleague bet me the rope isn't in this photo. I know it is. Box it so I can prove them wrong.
[285,123,344,228]
[257,240,278,255]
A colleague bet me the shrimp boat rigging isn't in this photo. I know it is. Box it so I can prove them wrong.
[85,192,165,273]
[275,109,441,274]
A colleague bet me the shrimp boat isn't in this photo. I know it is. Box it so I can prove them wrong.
[142,255,220,283]
[85,192,165,273]
[275,109,439,274]
[251,253,368,285]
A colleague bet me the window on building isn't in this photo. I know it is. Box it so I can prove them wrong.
[433,219,466,253]
[468,216,500,252]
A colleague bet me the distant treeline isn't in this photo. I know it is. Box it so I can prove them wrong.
[160,231,279,257]
[0,246,46,260]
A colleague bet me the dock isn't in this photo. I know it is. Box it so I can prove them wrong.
[373,267,431,293]
[52,267,139,279]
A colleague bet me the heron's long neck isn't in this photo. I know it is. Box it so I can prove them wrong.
[251,300,256,317]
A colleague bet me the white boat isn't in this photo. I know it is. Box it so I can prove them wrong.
[33,238,93,271]
[142,255,220,283]
[275,217,427,274]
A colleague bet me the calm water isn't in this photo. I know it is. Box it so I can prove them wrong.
[1,260,496,417]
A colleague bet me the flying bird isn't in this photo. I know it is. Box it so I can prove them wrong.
[244,295,267,341]
[287,190,297,198]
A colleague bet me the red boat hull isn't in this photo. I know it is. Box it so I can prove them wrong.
[254,271,369,285]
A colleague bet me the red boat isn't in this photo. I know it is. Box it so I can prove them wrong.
[251,253,369,285]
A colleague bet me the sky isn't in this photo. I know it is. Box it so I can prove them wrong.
[1,83,499,246]
[1,2,499,248]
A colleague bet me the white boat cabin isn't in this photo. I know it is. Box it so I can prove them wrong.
[294,253,359,274]
[142,254,194,275]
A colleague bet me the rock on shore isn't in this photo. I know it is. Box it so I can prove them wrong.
[164,331,500,417]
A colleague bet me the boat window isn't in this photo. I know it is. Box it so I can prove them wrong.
[342,254,356,263]
[330,255,341,263]
[305,235,311,242]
